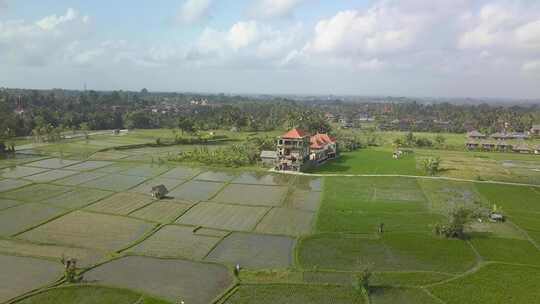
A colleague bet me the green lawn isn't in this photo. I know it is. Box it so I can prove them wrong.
[429,264,540,304]
[313,149,420,175]
[17,286,170,304]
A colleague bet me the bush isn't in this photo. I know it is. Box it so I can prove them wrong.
[434,207,471,239]
[169,144,260,167]
[422,157,441,176]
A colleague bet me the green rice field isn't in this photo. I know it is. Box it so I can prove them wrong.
[1,129,539,304]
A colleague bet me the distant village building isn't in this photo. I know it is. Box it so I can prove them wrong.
[481,140,496,151]
[530,125,540,137]
[466,140,479,150]
[467,130,487,140]
[324,113,337,122]
[491,132,508,141]
[151,185,168,199]
[190,98,209,106]
[512,143,531,154]
[276,128,337,172]
[496,141,512,152]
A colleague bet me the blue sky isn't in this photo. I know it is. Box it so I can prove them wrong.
[1,0,540,98]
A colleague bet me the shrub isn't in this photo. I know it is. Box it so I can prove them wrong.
[434,207,471,239]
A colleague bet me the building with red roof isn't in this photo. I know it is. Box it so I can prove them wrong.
[275,128,337,171]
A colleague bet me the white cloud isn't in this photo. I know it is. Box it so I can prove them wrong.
[249,0,305,19]
[36,8,84,30]
[458,3,540,52]
[0,8,91,66]
[177,0,213,24]
[190,20,303,67]
[304,3,427,57]
[227,21,260,50]
[516,20,540,50]
[522,60,540,72]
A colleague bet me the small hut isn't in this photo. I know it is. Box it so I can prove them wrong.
[481,140,496,151]
[491,132,508,141]
[151,185,169,199]
[467,130,486,140]
[512,143,531,154]
[530,125,540,137]
[466,140,479,150]
[489,212,505,222]
[496,141,512,152]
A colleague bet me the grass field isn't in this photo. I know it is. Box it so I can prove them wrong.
[312,149,420,175]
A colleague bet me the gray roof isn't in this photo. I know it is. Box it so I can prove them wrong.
[151,185,168,194]
[260,150,278,158]
[467,130,486,137]
[513,143,530,151]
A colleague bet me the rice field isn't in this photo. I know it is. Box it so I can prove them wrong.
[0,254,64,303]
[84,192,154,215]
[176,202,269,231]
[129,200,192,223]
[2,132,540,304]
[168,181,224,202]
[206,232,296,269]
[0,166,49,179]
[129,225,222,260]
[0,203,67,236]
[0,239,105,268]
[19,211,154,251]
[212,184,287,207]
[84,256,233,304]
[255,208,315,236]
[0,184,73,201]
[25,158,81,169]
[0,178,31,192]
[80,174,147,191]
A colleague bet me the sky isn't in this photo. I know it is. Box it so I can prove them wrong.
[1,0,540,98]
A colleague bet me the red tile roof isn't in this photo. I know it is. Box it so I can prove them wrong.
[310,133,336,149]
[282,128,309,139]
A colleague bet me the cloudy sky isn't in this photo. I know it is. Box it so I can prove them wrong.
[1,0,540,98]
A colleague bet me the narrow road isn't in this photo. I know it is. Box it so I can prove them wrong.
[272,170,540,188]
